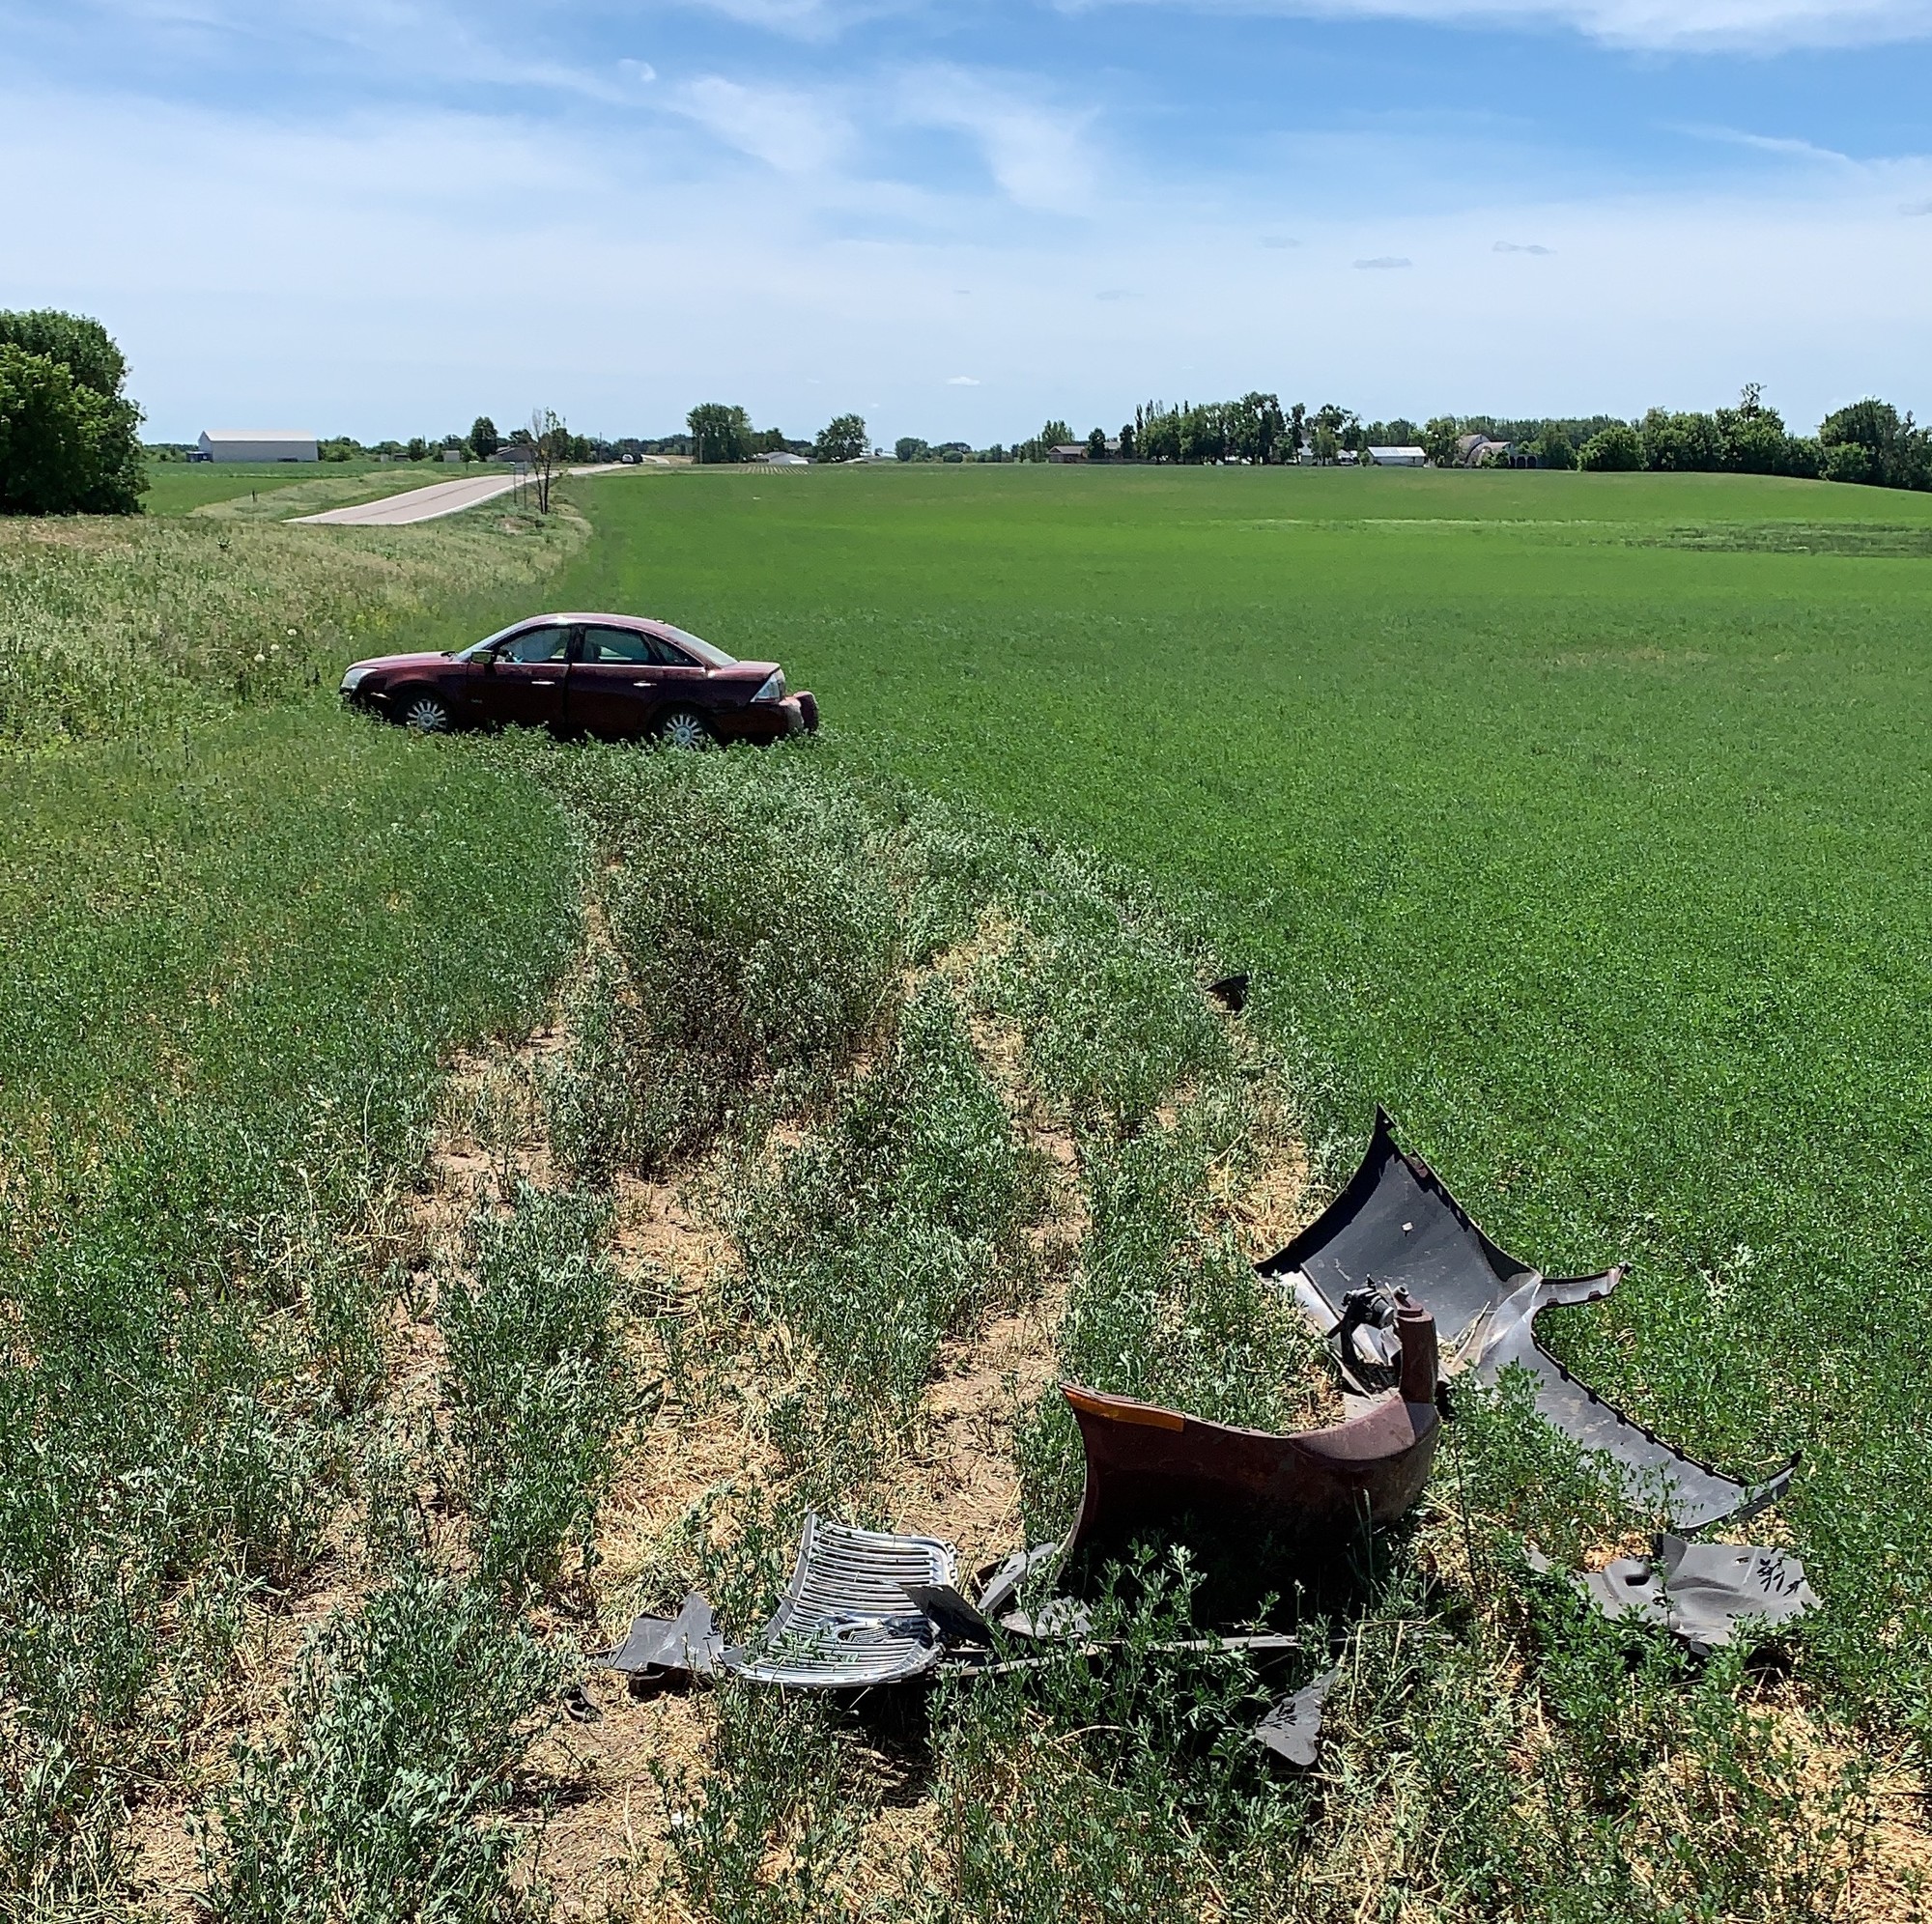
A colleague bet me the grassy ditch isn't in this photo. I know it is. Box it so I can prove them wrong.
[0,501,582,745]
[476,735,1886,1924]
[0,707,1900,1917]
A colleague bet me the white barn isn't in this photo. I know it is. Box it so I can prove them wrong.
[196,430,318,464]
[1367,445,1428,467]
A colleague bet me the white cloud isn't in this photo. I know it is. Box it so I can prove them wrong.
[1355,254,1412,267]
[946,374,981,383]
[672,73,853,173]
[1070,0,1932,52]
[1494,240,1553,252]
[895,66,1097,213]
[665,0,911,40]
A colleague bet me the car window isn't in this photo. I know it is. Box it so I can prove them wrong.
[580,625,656,665]
[503,626,571,664]
[652,623,735,667]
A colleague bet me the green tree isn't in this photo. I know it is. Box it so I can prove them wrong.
[469,415,500,459]
[1818,398,1932,490]
[895,437,930,463]
[1421,417,1459,467]
[813,413,867,463]
[1118,421,1136,461]
[1534,421,1576,470]
[0,310,145,514]
[1233,392,1288,464]
[1087,427,1108,461]
[1577,423,1642,471]
[687,403,753,465]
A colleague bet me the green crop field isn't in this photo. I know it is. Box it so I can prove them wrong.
[555,463,1932,1700]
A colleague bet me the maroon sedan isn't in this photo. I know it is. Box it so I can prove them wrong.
[338,612,818,746]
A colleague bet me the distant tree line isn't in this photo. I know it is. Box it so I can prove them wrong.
[0,310,146,514]
[684,403,870,465]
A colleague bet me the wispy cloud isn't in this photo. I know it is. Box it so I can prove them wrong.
[946,373,980,383]
[1494,240,1553,252]
[671,73,854,173]
[895,65,1098,213]
[667,0,914,41]
[1067,0,1932,53]
[1355,254,1411,268]
[1680,124,1856,164]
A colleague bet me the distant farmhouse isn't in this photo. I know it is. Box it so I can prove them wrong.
[1454,433,1523,468]
[1367,445,1427,467]
[194,430,318,464]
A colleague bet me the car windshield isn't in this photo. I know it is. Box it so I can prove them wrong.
[455,625,522,662]
[654,623,736,668]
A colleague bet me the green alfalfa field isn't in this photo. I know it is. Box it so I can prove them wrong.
[4,459,1930,1919]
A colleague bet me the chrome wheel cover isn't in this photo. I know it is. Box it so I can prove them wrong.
[404,697,450,733]
[661,710,708,750]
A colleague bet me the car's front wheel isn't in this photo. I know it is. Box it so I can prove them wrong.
[400,693,453,733]
[657,707,712,750]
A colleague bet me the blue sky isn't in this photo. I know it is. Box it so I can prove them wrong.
[7,1,1932,444]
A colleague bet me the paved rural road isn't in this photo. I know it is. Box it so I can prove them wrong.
[291,463,635,527]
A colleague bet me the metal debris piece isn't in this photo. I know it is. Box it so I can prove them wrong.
[1207,972,1251,1013]
[1254,1667,1339,1767]
[1259,1108,1797,1531]
[609,1591,724,1678]
[1545,1535,1819,1655]
[1061,1291,1442,1562]
[721,1514,958,1688]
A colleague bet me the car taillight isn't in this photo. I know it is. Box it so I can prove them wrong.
[752,669,786,703]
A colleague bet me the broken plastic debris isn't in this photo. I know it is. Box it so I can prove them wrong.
[608,1591,723,1678]
[723,1514,957,1687]
[1207,972,1251,1013]
[1254,1667,1339,1767]
[1259,1108,1796,1531]
[1532,1535,1819,1656]
[1060,1290,1442,1563]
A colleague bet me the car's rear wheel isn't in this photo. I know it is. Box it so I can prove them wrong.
[401,693,452,734]
[657,707,712,750]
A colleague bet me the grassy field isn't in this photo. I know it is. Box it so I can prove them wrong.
[141,458,456,518]
[554,463,1932,1715]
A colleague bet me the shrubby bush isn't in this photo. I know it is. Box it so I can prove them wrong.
[208,1572,560,1924]
[442,1188,628,1598]
[0,311,145,515]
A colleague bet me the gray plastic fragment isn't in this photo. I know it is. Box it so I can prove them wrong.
[1573,1535,1819,1655]
[903,1582,998,1646]
[608,1592,724,1678]
[1255,1668,1339,1767]
[975,1542,1062,1620]
[998,1595,1094,1639]
[1260,1108,1798,1532]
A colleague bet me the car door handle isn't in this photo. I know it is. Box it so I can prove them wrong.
[631,680,655,689]
[530,678,556,686]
